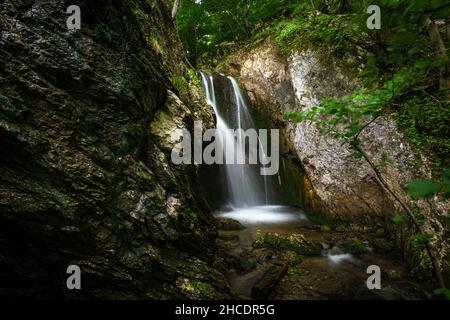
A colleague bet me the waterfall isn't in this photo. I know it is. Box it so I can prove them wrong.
[199,72,270,208]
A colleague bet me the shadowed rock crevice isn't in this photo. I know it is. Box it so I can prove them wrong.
[0,0,229,299]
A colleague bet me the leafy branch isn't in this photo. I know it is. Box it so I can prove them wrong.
[285,59,448,289]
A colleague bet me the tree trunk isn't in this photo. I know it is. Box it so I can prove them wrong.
[172,0,181,19]
[425,18,450,94]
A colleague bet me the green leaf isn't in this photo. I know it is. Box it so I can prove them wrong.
[352,151,363,159]
[392,214,406,223]
[406,179,440,199]
[410,232,432,249]
[407,47,421,56]
[433,288,450,300]
[442,169,450,198]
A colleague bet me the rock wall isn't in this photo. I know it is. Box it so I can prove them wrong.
[0,0,229,298]
[219,37,450,282]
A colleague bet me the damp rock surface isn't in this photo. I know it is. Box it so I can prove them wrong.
[217,206,433,300]
[0,0,228,299]
[218,36,450,282]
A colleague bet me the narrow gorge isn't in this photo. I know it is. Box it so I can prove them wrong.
[0,0,449,301]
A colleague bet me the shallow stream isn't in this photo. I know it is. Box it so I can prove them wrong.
[215,206,432,300]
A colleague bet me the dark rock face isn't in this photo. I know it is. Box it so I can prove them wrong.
[0,0,229,299]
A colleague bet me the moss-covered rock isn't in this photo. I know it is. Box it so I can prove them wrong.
[177,278,227,300]
[343,239,369,254]
[256,232,322,256]
[218,231,240,241]
[216,217,246,231]
[281,251,303,267]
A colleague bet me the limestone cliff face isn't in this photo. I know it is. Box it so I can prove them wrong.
[220,37,450,281]
[0,0,229,298]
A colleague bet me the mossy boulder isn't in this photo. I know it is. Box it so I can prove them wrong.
[216,218,246,231]
[177,278,226,300]
[218,231,240,241]
[281,251,303,267]
[257,232,322,256]
[343,239,369,254]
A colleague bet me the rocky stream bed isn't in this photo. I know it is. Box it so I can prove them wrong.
[214,206,433,300]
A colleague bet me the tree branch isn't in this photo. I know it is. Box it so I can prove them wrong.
[352,118,446,289]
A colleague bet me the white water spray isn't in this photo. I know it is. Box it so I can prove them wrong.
[199,72,271,208]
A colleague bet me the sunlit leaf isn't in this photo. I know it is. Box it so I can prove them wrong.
[406,179,440,199]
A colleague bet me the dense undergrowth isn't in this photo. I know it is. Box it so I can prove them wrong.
[176,0,449,177]
[274,1,450,178]
[174,0,450,293]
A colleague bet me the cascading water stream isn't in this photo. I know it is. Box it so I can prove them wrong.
[199,72,269,208]
[227,77,271,205]
[198,72,387,300]
[197,75,422,301]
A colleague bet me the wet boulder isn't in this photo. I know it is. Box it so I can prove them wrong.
[216,217,246,231]
[343,238,369,254]
[218,231,240,241]
[257,232,322,256]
